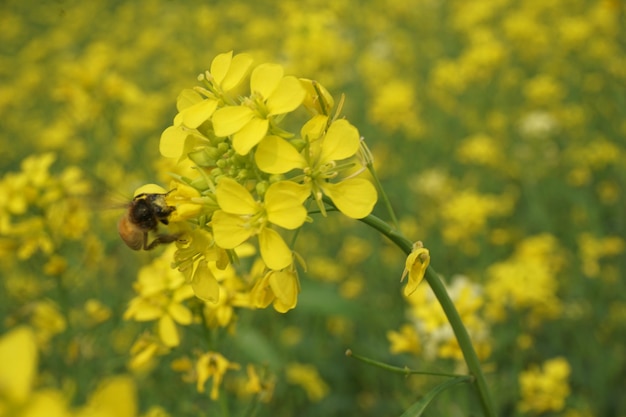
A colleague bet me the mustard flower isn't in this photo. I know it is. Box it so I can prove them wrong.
[196,352,240,400]
[387,324,421,355]
[401,241,430,296]
[212,63,306,155]
[249,269,300,313]
[172,229,225,303]
[255,115,377,218]
[124,250,195,347]
[0,327,71,416]
[160,51,253,159]
[0,326,38,405]
[285,363,329,402]
[212,177,309,270]
[518,357,571,413]
[76,376,138,417]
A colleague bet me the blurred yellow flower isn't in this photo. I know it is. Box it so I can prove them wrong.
[196,352,240,400]
[124,249,195,347]
[285,363,329,402]
[518,357,571,414]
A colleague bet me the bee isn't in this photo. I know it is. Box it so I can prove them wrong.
[118,189,180,250]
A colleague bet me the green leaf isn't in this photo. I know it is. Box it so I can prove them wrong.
[398,376,471,417]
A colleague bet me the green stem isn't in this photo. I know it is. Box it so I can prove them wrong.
[346,349,466,378]
[357,212,496,417]
[362,149,399,229]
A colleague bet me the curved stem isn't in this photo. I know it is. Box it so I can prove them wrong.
[357,212,496,417]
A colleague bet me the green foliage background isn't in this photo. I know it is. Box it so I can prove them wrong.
[1,0,625,416]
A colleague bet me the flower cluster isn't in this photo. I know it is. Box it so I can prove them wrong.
[137,51,377,314]
[388,275,492,366]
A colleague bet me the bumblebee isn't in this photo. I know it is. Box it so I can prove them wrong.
[118,186,180,251]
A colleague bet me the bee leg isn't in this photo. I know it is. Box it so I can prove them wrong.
[143,233,181,250]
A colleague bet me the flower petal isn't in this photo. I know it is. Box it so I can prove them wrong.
[319,119,360,164]
[212,210,253,249]
[158,315,180,347]
[168,303,193,325]
[160,125,188,158]
[265,181,309,229]
[0,327,37,403]
[255,135,306,174]
[210,51,234,86]
[213,106,255,137]
[216,177,257,214]
[232,117,269,155]
[221,53,253,92]
[266,76,306,115]
[268,270,299,312]
[176,99,218,129]
[259,228,292,270]
[300,79,335,115]
[191,260,220,303]
[176,89,203,112]
[251,63,283,99]
[322,178,377,219]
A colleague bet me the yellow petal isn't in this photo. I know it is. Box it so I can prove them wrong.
[322,178,377,219]
[210,51,234,86]
[319,119,360,164]
[176,99,218,129]
[125,298,162,321]
[212,210,254,249]
[265,181,309,229]
[176,88,203,112]
[160,125,188,158]
[251,63,283,99]
[221,53,253,92]
[158,315,180,347]
[300,78,335,115]
[301,114,329,142]
[255,135,306,174]
[191,260,220,303]
[216,177,257,214]
[232,117,269,155]
[402,247,430,296]
[21,390,68,417]
[268,270,298,312]
[266,76,306,116]
[168,303,193,325]
[83,376,137,417]
[259,228,292,270]
[0,326,37,403]
[212,106,255,137]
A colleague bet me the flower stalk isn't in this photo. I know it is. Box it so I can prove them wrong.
[356,211,496,417]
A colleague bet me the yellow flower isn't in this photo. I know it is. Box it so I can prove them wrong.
[160,51,253,159]
[212,63,306,155]
[75,376,138,417]
[249,269,300,313]
[285,363,329,402]
[255,115,377,218]
[0,326,38,404]
[124,249,195,347]
[196,352,240,400]
[387,324,421,355]
[212,178,309,270]
[518,357,571,413]
[401,242,430,296]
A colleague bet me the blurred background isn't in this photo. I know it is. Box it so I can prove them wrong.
[1,0,625,416]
